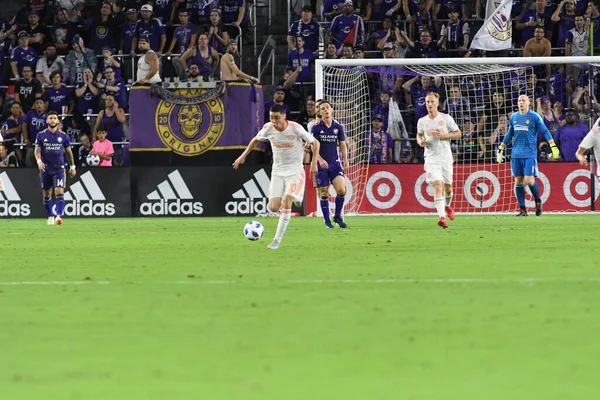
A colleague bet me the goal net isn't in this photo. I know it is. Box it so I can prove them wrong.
[314,56,600,214]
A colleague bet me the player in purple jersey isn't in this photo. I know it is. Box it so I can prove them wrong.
[35,111,77,225]
[311,101,349,228]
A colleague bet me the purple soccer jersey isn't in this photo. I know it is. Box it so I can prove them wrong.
[311,119,346,186]
[135,19,166,52]
[36,128,71,189]
[174,23,198,54]
[288,19,320,52]
[10,46,38,75]
[44,86,70,113]
[287,49,314,83]
[24,109,48,142]
[76,83,100,114]
[121,20,137,54]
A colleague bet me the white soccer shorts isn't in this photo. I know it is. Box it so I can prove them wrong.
[424,163,453,185]
[269,169,306,203]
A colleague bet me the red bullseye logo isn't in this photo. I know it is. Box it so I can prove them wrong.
[366,171,401,209]
[563,169,600,207]
[414,172,435,209]
[463,171,501,208]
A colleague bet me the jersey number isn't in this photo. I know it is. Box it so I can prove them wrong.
[56,179,64,187]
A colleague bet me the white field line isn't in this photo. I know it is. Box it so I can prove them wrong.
[1,277,600,286]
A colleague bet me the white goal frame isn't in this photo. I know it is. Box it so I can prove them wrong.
[315,56,600,214]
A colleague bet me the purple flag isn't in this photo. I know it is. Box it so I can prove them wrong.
[129,83,264,156]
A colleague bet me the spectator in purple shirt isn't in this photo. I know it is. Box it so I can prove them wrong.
[120,8,139,55]
[15,65,43,112]
[84,2,119,55]
[153,0,176,24]
[23,98,47,167]
[402,29,440,58]
[554,108,589,161]
[166,9,198,57]
[96,66,127,108]
[44,71,71,114]
[97,46,123,81]
[516,0,553,47]
[364,0,401,22]
[10,31,38,81]
[131,4,167,56]
[287,6,320,53]
[219,0,249,41]
[75,68,100,115]
[287,36,315,83]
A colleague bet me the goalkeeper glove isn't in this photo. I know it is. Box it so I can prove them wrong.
[496,144,506,163]
[550,143,561,160]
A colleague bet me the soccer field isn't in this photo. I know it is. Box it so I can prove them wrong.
[2,215,600,399]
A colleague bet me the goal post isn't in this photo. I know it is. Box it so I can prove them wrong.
[313,56,600,214]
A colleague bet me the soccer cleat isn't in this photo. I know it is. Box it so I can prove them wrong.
[267,240,280,250]
[535,201,543,216]
[55,217,63,225]
[437,217,448,229]
[333,216,348,228]
[325,221,334,229]
[516,209,528,217]
[47,216,55,225]
[445,206,455,221]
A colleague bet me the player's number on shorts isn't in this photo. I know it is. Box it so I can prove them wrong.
[57,179,64,187]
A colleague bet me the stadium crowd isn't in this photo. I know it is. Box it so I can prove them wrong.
[0,0,598,170]
[283,0,600,165]
[0,0,252,168]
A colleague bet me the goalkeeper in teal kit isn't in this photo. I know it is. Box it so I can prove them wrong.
[496,95,560,216]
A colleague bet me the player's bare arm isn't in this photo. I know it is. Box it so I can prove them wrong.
[64,147,77,177]
[576,146,589,166]
[232,136,260,169]
[339,140,349,170]
[436,129,462,140]
[35,145,45,171]
[310,139,321,176]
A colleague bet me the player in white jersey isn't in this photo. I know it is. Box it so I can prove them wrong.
[233,104,323,249]
[417,92,462,229]
[576,117,600,178]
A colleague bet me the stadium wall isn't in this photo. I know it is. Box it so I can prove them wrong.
[1,163,597,218]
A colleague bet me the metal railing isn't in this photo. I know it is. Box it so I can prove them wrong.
[257,35,276,85]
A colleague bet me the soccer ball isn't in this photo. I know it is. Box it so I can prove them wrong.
[244,221,264,241]
[86,154,101,166]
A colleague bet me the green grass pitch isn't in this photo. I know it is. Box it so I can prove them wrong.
[2,215,600,399]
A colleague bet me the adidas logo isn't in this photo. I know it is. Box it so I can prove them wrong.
[0,172,31,217]
[62,171,115,216]
[225,169,269,215]
[140,170,203,216]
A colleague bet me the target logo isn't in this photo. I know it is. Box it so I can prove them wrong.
[525,172,550,207]
[463,171,501,208]
[365,171,402,209]
[414,172,435,209]
[563,169,600,207]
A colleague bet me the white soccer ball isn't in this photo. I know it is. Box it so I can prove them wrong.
[244,221,264,241]
[86,154,101,166]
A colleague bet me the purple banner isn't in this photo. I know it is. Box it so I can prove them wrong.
[129,83,263,156]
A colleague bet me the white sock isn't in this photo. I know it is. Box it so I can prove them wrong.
[445,192,452,207]
[434,197,445,218]
[274,208,291,241]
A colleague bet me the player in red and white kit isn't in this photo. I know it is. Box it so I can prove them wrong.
[233,104,324,249]
[416,92,462,229]
[576,116,600,178]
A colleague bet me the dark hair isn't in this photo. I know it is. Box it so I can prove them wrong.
[78,132,91,141]
[96,124,107,132]
[270,104,287,115]
[104,65,114,72]
[50,71,61,80]
[47,110,59,117]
